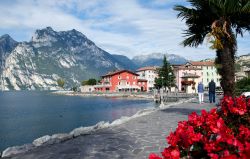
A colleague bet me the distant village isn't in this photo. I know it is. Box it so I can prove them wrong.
[80,60,250,94]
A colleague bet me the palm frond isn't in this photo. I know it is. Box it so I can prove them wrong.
[242,0,250,12]
[175,0,250,47]
[174,1,215,47]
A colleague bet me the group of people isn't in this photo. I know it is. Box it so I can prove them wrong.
[197,79,216,104]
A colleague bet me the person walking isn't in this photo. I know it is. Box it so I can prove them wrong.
[197,82,204,104]
[208,79,216,103]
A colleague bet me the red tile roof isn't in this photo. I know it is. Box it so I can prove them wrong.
[136,66,159,72]
[189,61,214,66]
[173,65,202,70]
[101,70,139,77]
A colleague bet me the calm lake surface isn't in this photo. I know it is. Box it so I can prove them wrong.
[0,91,156,151]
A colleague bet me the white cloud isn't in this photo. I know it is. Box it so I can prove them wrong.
[0,0,249,60]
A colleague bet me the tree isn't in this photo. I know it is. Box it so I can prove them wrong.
[155,55,175,91]
[71,86,78,92]
[81,78,97,86]
[57,79,65,89]
[81,80,88,86]
[174,0,250,96]
[87,78,97,85]
[236,77,250,94]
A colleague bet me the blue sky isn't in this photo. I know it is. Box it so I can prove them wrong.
[0,0,249,60]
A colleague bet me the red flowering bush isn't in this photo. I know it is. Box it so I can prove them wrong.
[149,96,250,159]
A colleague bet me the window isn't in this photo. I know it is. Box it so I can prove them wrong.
[127,82,129,85]
[133,81,135,85]
[118,76,121,79]
[118,82,121,85]
[207,72,209,76]
[207,66,209,69]
[207,78,209,82]
[138,82,141,85]
[126,76,129,79]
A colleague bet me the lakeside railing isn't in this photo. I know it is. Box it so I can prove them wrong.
[154,92,195,103]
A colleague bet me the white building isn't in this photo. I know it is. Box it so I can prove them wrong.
[189,61,221,89]
[80,85,95,92]
[136,66,159,91]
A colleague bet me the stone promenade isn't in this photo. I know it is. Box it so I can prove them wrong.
[8,97,215,159]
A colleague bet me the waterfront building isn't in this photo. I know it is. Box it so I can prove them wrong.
[136,66,159,91]
[173,63,202,93]
[235,66,250,81]
[188,61,221,90]
[244,68,250,78]
[80,85,95,92]
[235,72,247,81]
[95,70,147,92]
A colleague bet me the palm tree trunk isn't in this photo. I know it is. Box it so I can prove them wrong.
[220,43,235,96]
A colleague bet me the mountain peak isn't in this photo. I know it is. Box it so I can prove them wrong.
[31,26,57,43]
[132,52,187,67]
[0,34,11,39]
[31,27,90,47]
[0,34,17,51]
[0,34,16,43]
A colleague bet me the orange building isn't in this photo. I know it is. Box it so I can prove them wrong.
[95,70,147,92]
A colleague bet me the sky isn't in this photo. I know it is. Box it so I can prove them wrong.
[0,0,249,60]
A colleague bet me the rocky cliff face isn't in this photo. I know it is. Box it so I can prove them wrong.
[0,34,18,71]
[0,27,189,90]
[0,27,125,90]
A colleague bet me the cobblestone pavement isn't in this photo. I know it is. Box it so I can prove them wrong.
[9,97,215,159]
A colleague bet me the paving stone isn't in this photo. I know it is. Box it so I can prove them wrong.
[7,97,215,159]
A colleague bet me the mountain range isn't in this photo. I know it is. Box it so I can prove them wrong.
[0,27,187,90]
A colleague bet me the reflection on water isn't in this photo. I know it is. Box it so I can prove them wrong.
[0,91,155,151]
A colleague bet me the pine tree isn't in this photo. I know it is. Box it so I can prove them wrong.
[154,55,175,91]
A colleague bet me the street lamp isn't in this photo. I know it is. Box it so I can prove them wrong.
[160,76,164,107]
[168,72,172,93]
[161,76,164,89]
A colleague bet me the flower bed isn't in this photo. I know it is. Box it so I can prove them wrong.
[149,96,250,159]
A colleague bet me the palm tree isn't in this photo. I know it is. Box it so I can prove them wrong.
[174,0,250,96]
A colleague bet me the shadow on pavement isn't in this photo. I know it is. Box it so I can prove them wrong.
[160,107,205,116]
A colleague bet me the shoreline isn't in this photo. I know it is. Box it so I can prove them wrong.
[0,97,194,158]
[51,91,154,100]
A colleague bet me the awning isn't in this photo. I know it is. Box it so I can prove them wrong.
[94,85,111,88]
[117,85,140,89]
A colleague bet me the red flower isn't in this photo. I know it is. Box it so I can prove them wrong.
[161,147,180,159]
[188,112,203,127]
[167,132,178,147]
[149,96,250,159]
[149,153,162,159]
[208,153,219,159]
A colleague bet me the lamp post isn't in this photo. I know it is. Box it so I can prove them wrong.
[161,76,164,89]
[168,72,172,93]
[160,76,164,107]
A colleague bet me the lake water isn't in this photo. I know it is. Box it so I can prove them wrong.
[0,91,156,151]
